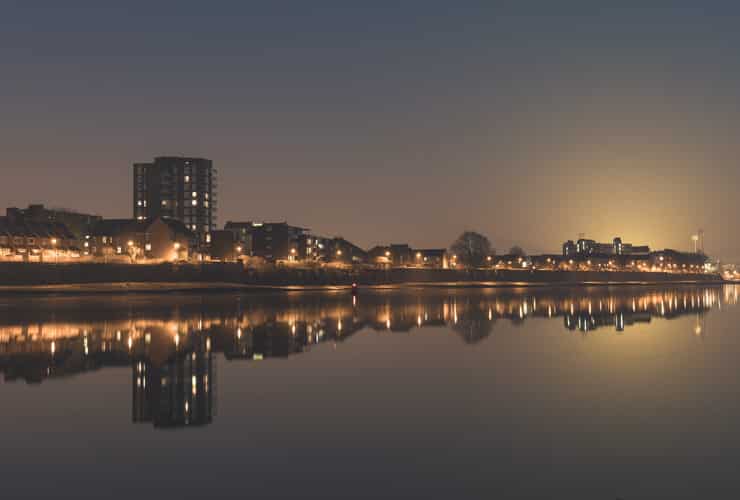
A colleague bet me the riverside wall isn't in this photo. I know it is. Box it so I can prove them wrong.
[0,262,724,288]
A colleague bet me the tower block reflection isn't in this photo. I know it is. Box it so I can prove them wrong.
[133,332,214,428]
[0,285,735,431]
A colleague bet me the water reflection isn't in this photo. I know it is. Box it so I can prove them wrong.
[0,285,734,429]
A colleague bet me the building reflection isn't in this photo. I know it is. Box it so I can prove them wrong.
[132,335,214,428]
[0,285,735,429]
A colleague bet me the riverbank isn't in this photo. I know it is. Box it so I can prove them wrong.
[0,261,725,295]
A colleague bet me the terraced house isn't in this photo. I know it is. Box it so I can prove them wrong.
[0,218,78,262]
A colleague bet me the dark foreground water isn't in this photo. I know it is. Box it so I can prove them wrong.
[1,285,739,499]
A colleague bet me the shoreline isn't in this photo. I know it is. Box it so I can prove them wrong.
[0,279,727,296]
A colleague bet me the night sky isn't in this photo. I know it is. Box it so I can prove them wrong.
[3,1,740,258]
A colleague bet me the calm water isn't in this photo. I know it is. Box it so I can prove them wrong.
[2,285,740,499]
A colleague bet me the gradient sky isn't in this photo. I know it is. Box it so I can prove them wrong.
[3,1,740,258]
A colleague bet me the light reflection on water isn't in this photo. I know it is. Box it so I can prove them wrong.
[0,285,734,429]
[2,285,740,499]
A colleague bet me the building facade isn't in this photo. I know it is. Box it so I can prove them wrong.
[6,204,102,242]
[0,218,78,262]
[133,157,217,242]
[88,217,195,262]
[224,222,307,262]
[563,237,650,258]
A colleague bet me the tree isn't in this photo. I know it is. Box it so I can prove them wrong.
[508,245,526,257]
[450,231,493,268]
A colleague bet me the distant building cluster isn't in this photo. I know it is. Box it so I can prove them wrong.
[0,156,711,272]
[557,236,707,272]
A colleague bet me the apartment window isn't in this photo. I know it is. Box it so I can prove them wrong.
[192,191,197,198]
[192,200,198,206]
[137,200,143,207]
[184,175,190,183]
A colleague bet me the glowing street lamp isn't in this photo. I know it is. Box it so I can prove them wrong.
[50,237,58,263]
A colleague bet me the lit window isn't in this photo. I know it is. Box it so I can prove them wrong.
[161,200,168,207]
[206,233,212,243]
[184,175,190,183]
[192,200,197,206]
[145,243,152,251]
[204,193,209,200]
[192,191,197,198]
[137,200,143,207]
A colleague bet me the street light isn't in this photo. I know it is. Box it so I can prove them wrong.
[51,238,58,264]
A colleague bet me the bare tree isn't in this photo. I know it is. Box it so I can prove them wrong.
[450,231,493,268]
[508,245,526,257]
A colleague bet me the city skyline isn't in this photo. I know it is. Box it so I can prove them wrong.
[4,2,740,258]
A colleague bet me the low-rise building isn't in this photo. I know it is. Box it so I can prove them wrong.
[224,221,307,262]
[208,230,241,261]
[563,236,650,258]
[328,237,368,265]
[0,218,78,262]
[649,250,707,272]
[88,217,195,262]
[368,244,447,268]
[6,204,102,242]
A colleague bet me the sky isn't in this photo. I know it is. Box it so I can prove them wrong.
[2,1,740,258]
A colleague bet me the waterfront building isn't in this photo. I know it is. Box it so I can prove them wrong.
[368,244,414,267]
[328,237,368,265]
[208,230,241,261]
[649,250,708,271]
[133,157,217,243]
[6,204,102,242]
[410,249,448,268]
[297,234,332,263]
[88,217,195,262]
[368,244,447,268]
[562,236,650,258]
[0,217,78,262]
[493,254,533,269]
[224,221,307,262]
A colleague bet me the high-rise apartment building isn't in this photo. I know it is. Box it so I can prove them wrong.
[133,157,217,241]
